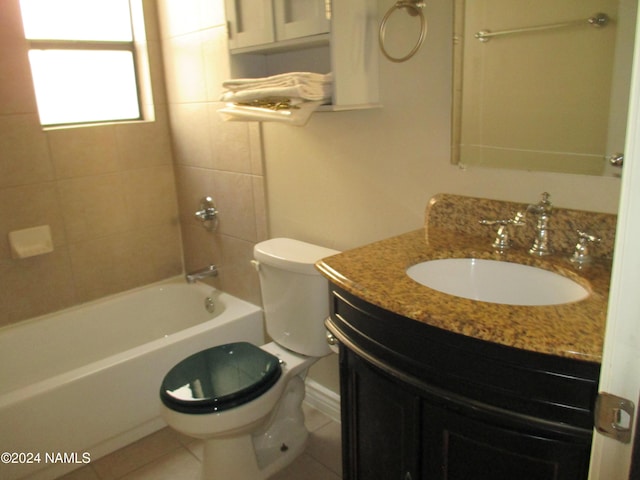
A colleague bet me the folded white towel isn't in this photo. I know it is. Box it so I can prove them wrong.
[222,72,332,91]
[221,72,333,103]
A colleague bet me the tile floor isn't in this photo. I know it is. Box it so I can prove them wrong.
[57,405,342,480]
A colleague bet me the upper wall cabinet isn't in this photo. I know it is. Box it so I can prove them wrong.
[223,0,380,111]
[274,0,330,42]
[226,0,330,50]
[225,0,275,50]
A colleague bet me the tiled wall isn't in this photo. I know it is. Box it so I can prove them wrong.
[158,0,268,305]
[0,1,182,327]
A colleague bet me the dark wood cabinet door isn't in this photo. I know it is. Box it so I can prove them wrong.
[342,348,421,480]
[421,400,591,480]
[330,285,595,480]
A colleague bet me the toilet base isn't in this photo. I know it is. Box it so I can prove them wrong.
[202,435,260,479]
[200,375,309,480]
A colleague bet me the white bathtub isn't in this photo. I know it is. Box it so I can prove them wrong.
[0,277,264,480]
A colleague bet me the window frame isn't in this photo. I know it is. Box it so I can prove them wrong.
[22,1,145,128]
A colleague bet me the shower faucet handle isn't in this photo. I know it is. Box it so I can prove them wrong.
[194,196,219,231]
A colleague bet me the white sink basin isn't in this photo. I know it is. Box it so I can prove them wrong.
[406,258,589,306]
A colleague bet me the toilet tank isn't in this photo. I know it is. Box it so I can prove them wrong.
[254,238,340,357]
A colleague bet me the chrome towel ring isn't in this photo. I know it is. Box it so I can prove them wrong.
[379,0,427,63]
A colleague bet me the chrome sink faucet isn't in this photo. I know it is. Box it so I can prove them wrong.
[527,192,553,256]
[186,264,218,283]
[569,230,600,266]
[480,211,525,253]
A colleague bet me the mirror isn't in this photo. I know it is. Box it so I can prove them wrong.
[452,0,637,176]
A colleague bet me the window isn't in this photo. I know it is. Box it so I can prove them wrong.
[19,0,142,126]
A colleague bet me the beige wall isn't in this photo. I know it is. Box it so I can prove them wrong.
[0,0,182,327]
[263,0,621,252]
[157,0,269,306]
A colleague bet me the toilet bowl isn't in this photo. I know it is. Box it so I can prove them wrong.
[160,342,316,479]
[159,238,339,480]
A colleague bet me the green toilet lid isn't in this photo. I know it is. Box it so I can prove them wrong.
[160,342,282,414]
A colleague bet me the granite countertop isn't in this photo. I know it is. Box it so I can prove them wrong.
[316,194,615,363]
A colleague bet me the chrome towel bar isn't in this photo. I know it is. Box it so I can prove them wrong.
[475,12,609,43]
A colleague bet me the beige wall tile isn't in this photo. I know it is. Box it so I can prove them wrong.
[249,123,264,175]
[252,175,269,241]
[207,103,253,173]
[181,223,223,275]
[68,224,182,303]
[217,235,261,305]
[57,174,133,243]
[212,170,257,240]
[0,249,76,326]
[202,27,230,102]
[0,183,66,260]
[157,0,225,37]
[160,0,267,306]
[200,0,227,29]
[169,104,213,167]
[144,40,169,108]
[122,166,179,228]
[0,114,53,187]
[68,232,147,302]
[174,165,217,225]
[161,32,208,104]
[157,0,202,38]
[47,125,120,179]
[115,116,174,169]
[137,223,183,282]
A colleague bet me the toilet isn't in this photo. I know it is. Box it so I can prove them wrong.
[159,238,339,480]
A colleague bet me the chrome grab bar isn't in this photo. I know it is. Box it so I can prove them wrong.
[475,12,609,43]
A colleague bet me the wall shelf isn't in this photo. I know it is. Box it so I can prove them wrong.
[224,0,380,111]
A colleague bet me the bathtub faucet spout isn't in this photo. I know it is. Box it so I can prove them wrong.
[186,264,218,283]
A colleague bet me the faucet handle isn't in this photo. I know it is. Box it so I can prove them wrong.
[576,230,600,242]
[479,211,526,227]
[569,230,601,266]
[479,211,525,253]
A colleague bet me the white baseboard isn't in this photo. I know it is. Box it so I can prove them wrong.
[304,379,341,423]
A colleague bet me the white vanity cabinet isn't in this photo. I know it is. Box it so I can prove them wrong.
[223,0,380,111]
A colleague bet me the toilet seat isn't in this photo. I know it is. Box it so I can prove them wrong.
[160,342,282,414]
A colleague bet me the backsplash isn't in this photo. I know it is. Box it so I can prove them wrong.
[426,194,617,260]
